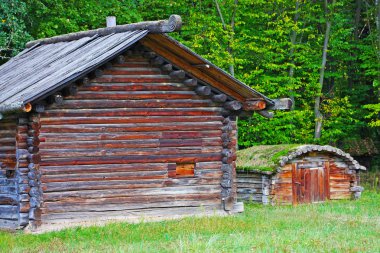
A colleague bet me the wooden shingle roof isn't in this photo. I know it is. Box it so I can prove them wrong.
[0,15,279,116]
[236,144,366,173]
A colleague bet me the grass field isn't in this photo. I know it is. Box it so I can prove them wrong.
[1,190,379,253]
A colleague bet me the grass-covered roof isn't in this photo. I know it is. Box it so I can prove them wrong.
[236,144,366,173]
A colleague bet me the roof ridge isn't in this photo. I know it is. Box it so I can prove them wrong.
[26,15,182,48]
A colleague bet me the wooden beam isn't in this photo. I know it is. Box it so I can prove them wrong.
[243,99,266,111]
[267,98,293,110]
[140,37,246,101]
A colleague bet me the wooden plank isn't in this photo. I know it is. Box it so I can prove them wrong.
[43,185,221,201]
[292,163,297,205]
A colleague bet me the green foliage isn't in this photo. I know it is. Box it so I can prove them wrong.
[0,0,378,147]
[0,0,32,63]
[0,190,379,252]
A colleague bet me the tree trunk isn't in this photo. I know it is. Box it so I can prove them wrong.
[214,0,237,76]
[288,1,301,109]
[314,0,334,139]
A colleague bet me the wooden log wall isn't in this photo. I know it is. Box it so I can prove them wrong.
[236,171,265,203]
[36,47,232,226]
[0,115,19,229]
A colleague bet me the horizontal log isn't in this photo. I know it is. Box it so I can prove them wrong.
[49,99,215,109]
[82,83,189,92]
[41,163,168,175]
[42,171,167,184]
[44,193,220,206]
[41,107,222,118]
[40,153,223,167]
[42,199,221,214]
[39,146,222,159]
[0,219,19,229]
[40,115,223,125]
[0,205,18,219]
[41,205,223,224]
[39,130,222,142]
[39,122,223,133]
[42,177,221,192]
[93,76,171,83]
[267,98,293,110]
[39,138,221,150]
[67,91,198,100]
[103,68,161,75]
[43,185,221,201]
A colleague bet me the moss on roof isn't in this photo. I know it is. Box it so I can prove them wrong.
[236,144,302,173]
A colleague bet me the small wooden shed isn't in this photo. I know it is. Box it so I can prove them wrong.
[236,145,365,205]
[0,16,290,231]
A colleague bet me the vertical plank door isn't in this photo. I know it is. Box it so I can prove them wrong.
[292,163,329,204]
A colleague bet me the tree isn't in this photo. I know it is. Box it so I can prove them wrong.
[0,0,32,64]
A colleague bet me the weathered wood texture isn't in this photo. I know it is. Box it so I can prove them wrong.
[271,154,358,205]
[0,116,19,228]
[37,51,227,227]
[236,172,265,203]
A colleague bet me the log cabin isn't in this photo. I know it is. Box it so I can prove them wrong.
[236,144,365,205]
[0,15,290,231]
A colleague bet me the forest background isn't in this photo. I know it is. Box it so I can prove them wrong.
[0,0,379,166]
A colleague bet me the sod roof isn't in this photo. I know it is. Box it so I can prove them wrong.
[236,144,366,174]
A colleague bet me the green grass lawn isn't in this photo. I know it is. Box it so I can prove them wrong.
[1,190,379,253]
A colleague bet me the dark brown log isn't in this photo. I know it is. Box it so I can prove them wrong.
[77,76,90,86]
[113,55,125,64]
[212,94,227,103]
[151,56,165,66]
[224,101,242,111]
[243,99,266,111]
[34,104,45,113]
[195,86,211,96]
[89,69,103,79]
[143,51,157,59]
[161,63,173,72]
[183,79,197,87]
[62,85,78,97]
[48,94,64,105]
[102,62,113,69]
[169,70,186,80]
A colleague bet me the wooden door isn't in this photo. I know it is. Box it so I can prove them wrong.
[292,162,330,204]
